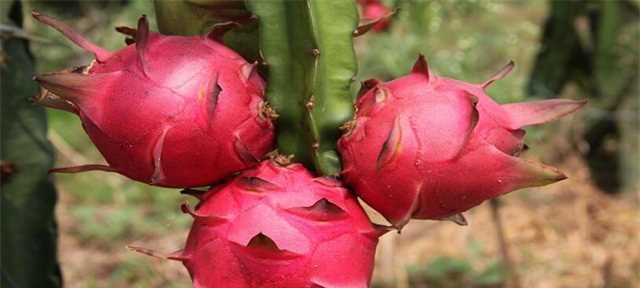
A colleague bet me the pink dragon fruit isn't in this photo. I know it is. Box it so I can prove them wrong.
[358,0,392,32]
[338,55,586,228]
[171,160,386,288]
[32,12,274,188]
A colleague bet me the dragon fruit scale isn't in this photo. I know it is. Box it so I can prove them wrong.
[172,160,387,288]
[337,55,586,228]
[358,0,392,32]
[32,12,274,188]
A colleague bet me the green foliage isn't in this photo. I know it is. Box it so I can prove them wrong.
[153,0,259,61]
[357,0,541,104]
[53,171,192,245]
[29,0,156,72]
[107,255,189,288]
[526,0,639,192]
[407,256,506,288]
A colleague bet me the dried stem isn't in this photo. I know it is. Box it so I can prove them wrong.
[489,199,521,288]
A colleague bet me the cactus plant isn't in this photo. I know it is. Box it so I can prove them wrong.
[247,0,358,176]
[2,1,61,287]
[17,1,588,287]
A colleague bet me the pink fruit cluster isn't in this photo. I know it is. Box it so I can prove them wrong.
[338,55,585,228]
[33,13,274,188]
[172,161,385,288]
[33,11,584,288]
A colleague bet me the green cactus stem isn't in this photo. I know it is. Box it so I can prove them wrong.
[306,0,359,176]
[1,1,62,287]
[248,0,358,176]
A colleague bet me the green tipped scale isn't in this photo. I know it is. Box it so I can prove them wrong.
[248,0,358,176]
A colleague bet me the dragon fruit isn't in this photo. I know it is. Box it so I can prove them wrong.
[338,55,586,228]
[32,12,274,188]
[171,160,386,288]
[358,0,391,31]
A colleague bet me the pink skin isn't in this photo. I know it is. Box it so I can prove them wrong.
[358,0,391,31]
[172,161,387,288]
[32,13,274,188]
[338,55,586,228]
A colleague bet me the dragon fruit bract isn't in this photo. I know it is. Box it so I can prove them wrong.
[358,0,391,32]
[32,12,274,188]
[338,55,586,228]
[172,160,385,288]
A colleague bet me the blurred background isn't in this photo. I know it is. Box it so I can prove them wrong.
[3,0,639,287]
